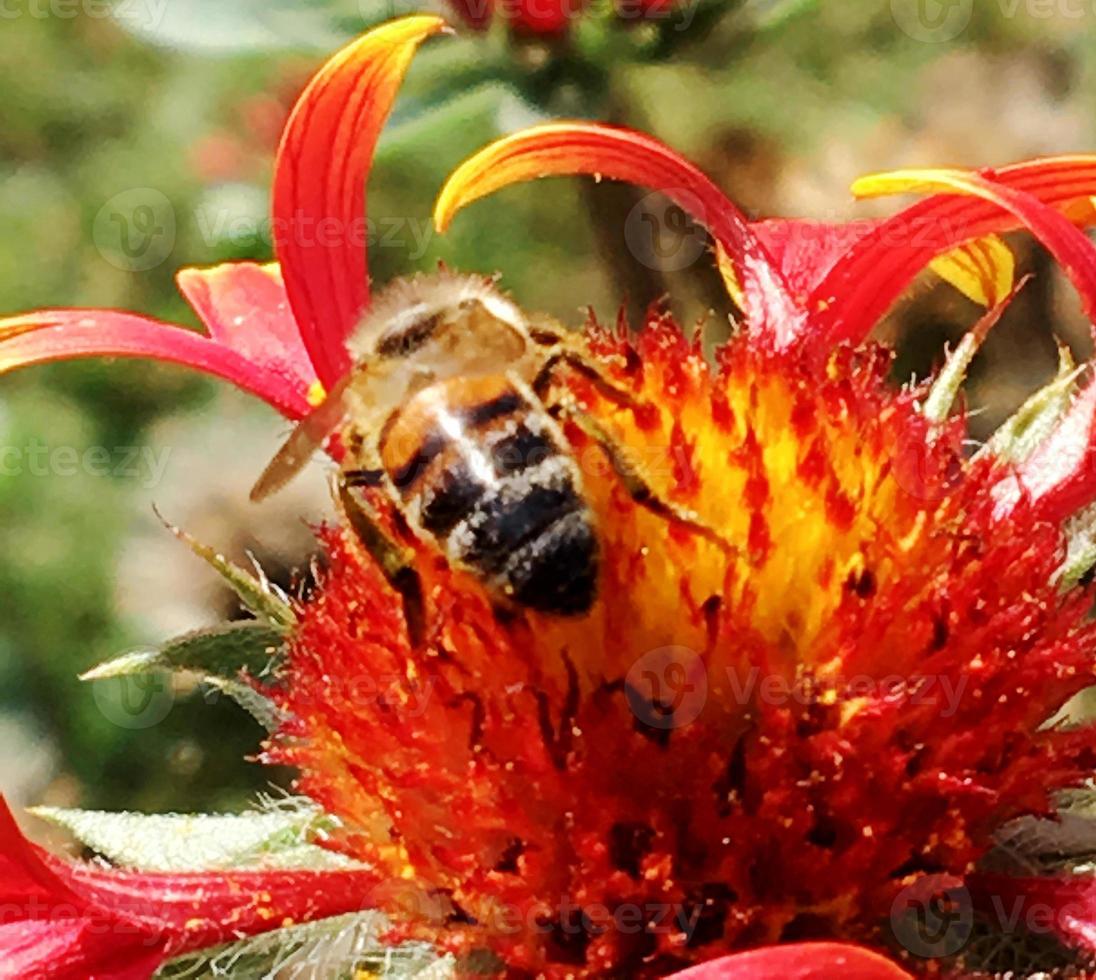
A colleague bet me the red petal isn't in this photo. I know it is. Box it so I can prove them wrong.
[812,157,1096,345]
[55,860,385,956]
[272,15,448,387]
[663,943,913,979]
[176,261,320,410]
[0,309,312,419]
[0,799,168,979]
[0,797,388,976]
[751,218,878,298]
[434,122,803,346]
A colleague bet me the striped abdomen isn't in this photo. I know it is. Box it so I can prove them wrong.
[378,377,598,616]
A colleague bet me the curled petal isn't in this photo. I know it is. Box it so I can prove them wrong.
[434,122,803,346]
[177,261,321,409]
[812,156,1096,345]
[0,309,312,419]
[0,797,386,977]
[273,15,449,386]
[663,943,913,979]
[853,169,1096,324]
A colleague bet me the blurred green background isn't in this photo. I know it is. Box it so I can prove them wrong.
[2,0,1096,819]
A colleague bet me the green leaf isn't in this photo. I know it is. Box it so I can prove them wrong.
[155,912,452,979]
[156,507,296,631]
[29,799,358,872]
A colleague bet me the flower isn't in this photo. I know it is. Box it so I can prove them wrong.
[6,13,1096,980]
[446,0,676,36]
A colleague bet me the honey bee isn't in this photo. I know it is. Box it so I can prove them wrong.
[252,271,727,616]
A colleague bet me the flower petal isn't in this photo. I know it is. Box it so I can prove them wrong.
[0,798,168,979]
[176,261,321,410]
[929,234,1015,308]
[434,122,803,346]
[811,157,1096,345]
[733,220,1013,315]
[663,943,913,979]
[0,309,312,419]
[851,172,1096,324]
[272,15,449,387]
[0,796,388,976]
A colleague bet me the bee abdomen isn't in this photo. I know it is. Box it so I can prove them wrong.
[449,459,598,616]
[383,383,600,615]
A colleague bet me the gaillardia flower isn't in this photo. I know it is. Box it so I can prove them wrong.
[7,14,1096,980]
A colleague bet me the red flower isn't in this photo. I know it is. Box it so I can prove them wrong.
[446,0,675,35]
[5,13,1096,980]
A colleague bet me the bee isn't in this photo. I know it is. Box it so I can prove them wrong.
[252,271,727,616]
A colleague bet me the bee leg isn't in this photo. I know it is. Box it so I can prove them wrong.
[550,399,737,559]
[335,478,426,645]
[532,346,643,412]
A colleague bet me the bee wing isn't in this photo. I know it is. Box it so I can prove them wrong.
[250,376,353,502]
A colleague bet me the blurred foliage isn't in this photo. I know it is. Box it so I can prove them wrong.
[3,0,1096,816]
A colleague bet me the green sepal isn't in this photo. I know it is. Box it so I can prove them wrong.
[156,507,296,631]
[82,621,285,682]
[81,621,287,730]
[984,342,1082,464]
[156,913,451,979]
[922,281,1022,425]
[29,799,354,872]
